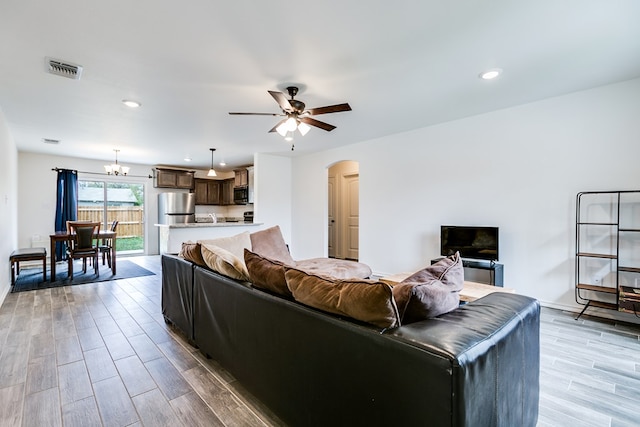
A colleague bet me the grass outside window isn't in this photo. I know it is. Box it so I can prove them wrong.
[116,236,144,252]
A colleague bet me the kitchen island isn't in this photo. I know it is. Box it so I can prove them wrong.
[156,222,264,254]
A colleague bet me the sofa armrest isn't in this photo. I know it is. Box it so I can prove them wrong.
[161,254,196,341]
[388,293,540,426]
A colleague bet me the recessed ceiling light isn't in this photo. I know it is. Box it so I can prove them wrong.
[479,68,502,80]
[184,156,192,162]
[122,99,141,108]
[219,161,226,167]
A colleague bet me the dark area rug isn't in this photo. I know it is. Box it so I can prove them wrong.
[12,259,155,293]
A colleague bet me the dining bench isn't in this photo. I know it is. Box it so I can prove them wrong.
[10,247,47,287]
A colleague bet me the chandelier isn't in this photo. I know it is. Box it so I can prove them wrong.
[104,149,130,176]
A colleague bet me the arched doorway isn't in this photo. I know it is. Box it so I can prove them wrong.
[328,161,360,261]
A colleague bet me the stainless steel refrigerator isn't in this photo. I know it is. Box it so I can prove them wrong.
[158,192,195,224]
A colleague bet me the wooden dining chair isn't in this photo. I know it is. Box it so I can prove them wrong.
[99,220,118,268]
[66,221,101,279]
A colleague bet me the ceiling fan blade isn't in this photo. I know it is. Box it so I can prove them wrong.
[299,117,336,132]
[306,103,352,116]
[268,90,292,112]
[268,118,288,133]
[229,112,281,116]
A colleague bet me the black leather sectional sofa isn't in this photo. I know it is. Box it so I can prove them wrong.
[161,254,540,427]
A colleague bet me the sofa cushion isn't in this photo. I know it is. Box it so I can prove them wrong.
[244,249,293,297]
[295,258,372,279]
[401,251,464,286]
[392,252,463,323]
[198,231,251,264]
[249,225,295,265]
[285,267,400,329]
[178,242,206,267]
[201,244,250,281]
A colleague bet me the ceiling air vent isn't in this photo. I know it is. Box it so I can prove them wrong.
[42,138,60,144]
[45,57,83,80]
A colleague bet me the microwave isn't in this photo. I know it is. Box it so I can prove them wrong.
[234,186,248,204]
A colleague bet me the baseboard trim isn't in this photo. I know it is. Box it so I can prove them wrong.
[0,283,9,307]
[538,300,640,324]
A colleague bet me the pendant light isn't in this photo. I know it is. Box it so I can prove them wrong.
[207,148,217,177]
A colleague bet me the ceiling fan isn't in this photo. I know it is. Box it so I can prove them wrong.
[229,86,352,137]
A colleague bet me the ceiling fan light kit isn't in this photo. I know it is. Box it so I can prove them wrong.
[276,115,306,137]
[284,131,295,142]
[297,121,311,136]
[229,85,351,141]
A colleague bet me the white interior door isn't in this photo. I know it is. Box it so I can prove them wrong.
[328,161,359,260]
[342,173,359,260]
[328,176,336,258]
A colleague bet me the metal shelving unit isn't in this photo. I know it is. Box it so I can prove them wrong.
[575,190,640,318]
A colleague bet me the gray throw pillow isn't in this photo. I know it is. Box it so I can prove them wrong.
[392,252,463,323]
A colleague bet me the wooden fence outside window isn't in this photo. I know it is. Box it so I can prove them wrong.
[78,207,144,238]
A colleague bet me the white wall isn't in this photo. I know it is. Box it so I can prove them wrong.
[254,153,293,247]
[287,78,640,319]
[18,152,163,256]
[0,109,18,303]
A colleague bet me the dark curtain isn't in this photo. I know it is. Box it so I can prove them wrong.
[54,169,78,260]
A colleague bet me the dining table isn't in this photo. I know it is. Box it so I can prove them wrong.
[49,230,117,281]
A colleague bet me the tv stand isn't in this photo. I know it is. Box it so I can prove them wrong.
[431,258,504,287]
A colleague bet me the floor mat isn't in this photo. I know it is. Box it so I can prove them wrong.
[12,259,155,292]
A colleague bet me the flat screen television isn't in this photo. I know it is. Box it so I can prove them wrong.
[440,225,499,261]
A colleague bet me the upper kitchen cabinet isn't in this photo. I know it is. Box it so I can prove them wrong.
[234,168,249,187]
[154,168,195,189]
[221,178,235,205]
[194,178,235,205]
[194,179,221,205]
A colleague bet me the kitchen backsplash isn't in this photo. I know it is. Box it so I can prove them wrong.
[195,203,252,219]
[194,214,244,223]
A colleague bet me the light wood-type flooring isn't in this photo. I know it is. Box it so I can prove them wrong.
[1,255,639,426]
[538,305,640,426]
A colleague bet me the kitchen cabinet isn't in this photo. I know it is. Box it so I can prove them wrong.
[234,168,248,187]
[194,178,234,205]
[194,179,220,205]
[155,168,195,189]
[220,178,235,205]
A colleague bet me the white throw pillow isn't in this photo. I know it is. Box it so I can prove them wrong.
[197,231,251,265]
[201,243,250,281]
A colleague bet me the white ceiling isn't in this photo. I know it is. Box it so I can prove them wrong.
[1,1,639,172]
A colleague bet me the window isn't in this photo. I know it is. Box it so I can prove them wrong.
[78,180,145,254]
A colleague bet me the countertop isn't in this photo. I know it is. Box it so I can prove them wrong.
[154,222,262,228]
